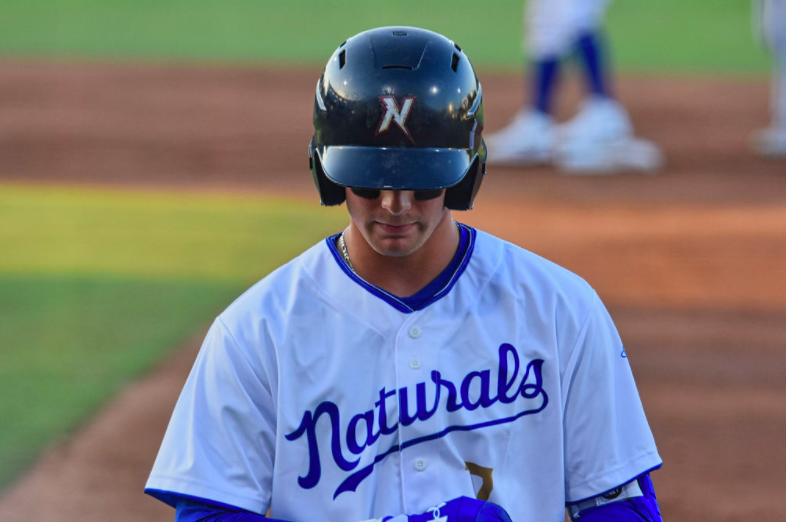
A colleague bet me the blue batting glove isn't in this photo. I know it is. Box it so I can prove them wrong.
[406,497,512,522]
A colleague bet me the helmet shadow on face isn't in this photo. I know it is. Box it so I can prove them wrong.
[350,187,443,201]
[346,188,446,222]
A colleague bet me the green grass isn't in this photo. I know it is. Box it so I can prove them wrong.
[606,0,771,74]
[0,275,241,488]
[0,185,346,280]
[0,184,347,488]
[0,0,771,74]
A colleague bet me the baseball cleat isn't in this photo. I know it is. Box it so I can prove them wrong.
[555,137,664,174]
[485,109,555,166]
[554,97,663,174]
[557,96,633,143]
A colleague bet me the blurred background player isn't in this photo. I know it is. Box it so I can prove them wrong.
[752,0,786,157]
[486,0,663,173]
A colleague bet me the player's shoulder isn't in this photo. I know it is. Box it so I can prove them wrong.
[218,238,331,329]
[472,228,597,307]
[474,229,594,290]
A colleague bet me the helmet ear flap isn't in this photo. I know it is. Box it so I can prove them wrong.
[309,137,346,206]
[444,149,486,211]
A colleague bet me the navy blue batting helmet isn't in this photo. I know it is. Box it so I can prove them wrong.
[308,27,486,210]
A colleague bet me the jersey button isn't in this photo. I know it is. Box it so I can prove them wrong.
[409,325,422,339]
[413,458,427,471]
[409,358,422,370]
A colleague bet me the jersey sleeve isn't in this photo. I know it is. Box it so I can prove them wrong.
[561,292,662,502]
[145,317,277,515]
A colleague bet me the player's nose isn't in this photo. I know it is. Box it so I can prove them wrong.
[379,190,413,214]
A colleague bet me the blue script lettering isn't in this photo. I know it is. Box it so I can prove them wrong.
[285,401,361,489]
[346,409,377,455]
[376,387,398,436]
[399,380,440,426]
[284,343,548,498]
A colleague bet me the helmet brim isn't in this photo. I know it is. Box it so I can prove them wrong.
[317,146,474,190]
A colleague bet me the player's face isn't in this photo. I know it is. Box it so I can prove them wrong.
[345,188,451,258]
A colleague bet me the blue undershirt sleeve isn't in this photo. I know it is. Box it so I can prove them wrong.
[175,498,267,522]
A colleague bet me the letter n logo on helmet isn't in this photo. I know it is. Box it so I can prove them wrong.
[376,96,416,144]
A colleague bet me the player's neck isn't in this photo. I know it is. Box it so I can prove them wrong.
[346,213,460,297]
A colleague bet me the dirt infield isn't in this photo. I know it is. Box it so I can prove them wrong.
[0,60,784,522]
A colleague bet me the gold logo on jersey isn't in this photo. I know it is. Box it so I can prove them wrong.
[465,461,494,501]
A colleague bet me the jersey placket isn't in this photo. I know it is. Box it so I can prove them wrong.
[393,311,443,513]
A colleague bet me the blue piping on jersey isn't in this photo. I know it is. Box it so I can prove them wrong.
[144,488,253,511]
[325,223,476,313]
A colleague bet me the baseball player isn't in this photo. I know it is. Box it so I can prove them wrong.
[145,27,665,522]
[485,0,663,173]
[752,0,786,156]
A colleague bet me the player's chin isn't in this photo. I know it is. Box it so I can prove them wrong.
[371,233,424,257]
[373,238,419,257]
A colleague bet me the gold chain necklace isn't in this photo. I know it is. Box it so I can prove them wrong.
[339,229,354,272]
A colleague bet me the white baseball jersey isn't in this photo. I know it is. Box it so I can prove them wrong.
[524,0,612,59]
[146,225,661,522]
